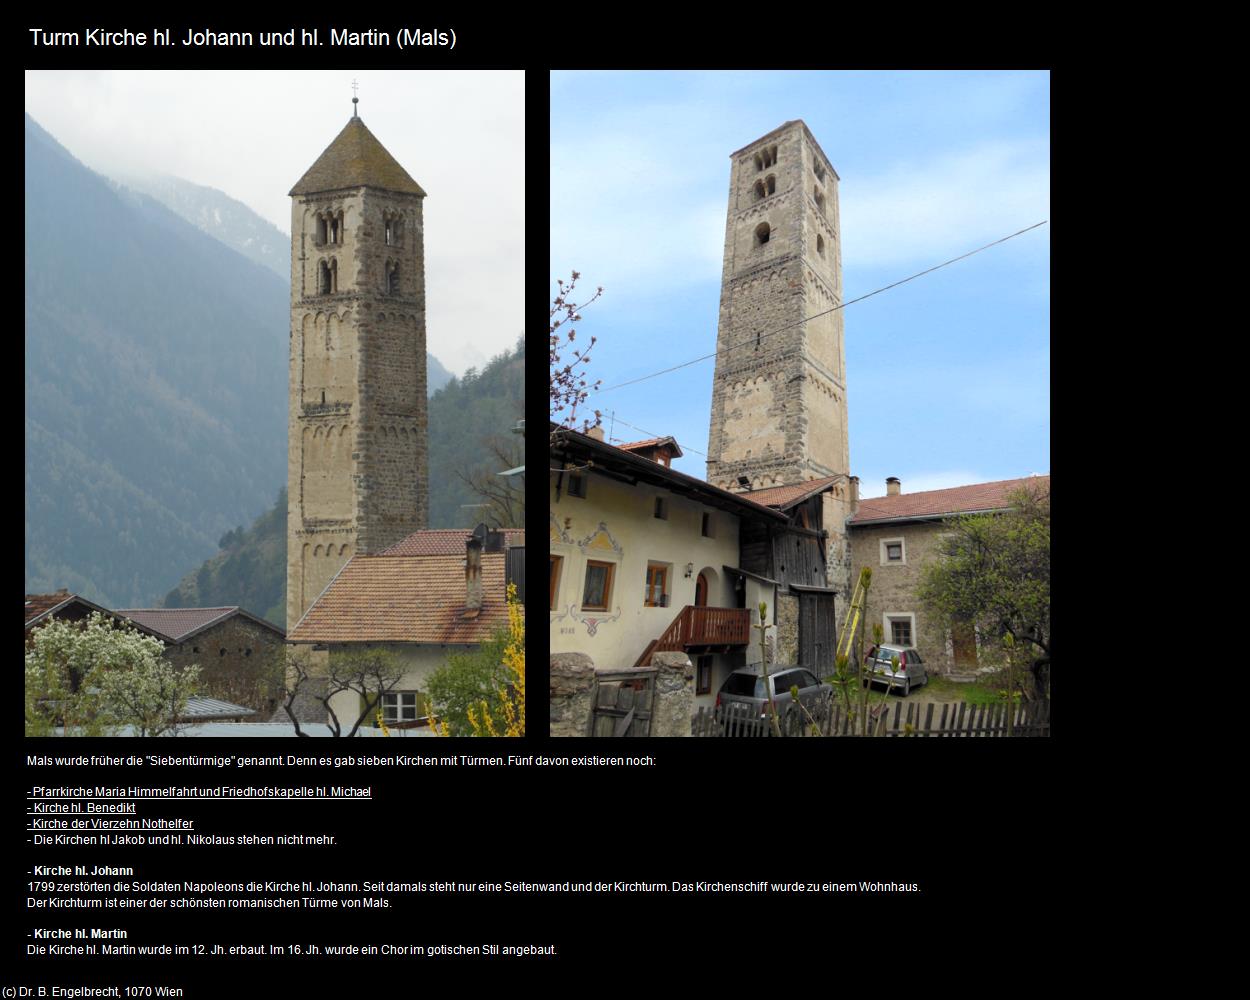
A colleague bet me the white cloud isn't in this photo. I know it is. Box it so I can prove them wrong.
[842,139,1050,270]
[25,70,524,375]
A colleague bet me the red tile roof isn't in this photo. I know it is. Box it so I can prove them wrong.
[741,474,845,509]
[849,475,1050,524]
[25,592,73,625]
[379,528,525,557]
[616,436,683,458]
[116,607,285,643]
[287,552,513,644]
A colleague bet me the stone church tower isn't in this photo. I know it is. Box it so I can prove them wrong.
[706,120,849,494]
[286,109,428,628]
[706,120,853,596]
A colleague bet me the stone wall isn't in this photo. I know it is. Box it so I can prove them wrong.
[774,592,799,665]
[550,652,595,738]
[849,521,960,674]
[650,652,693,737]
[549,651,694,737]
[288,167,429,628]
[163,616,286,715]
[705,121,848,494]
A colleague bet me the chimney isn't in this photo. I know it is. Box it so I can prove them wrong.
[849,475,860,513]
[465,528,484,613]
[886,477,901,497]
[585,425,605,441]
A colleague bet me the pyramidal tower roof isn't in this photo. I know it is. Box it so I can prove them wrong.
[289,116,425,197]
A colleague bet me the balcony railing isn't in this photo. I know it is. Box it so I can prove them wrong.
[658,605,750,651]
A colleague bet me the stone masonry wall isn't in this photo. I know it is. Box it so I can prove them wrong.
[706,121,848,494]
[849,521,958,674]
[163,616,286,716]
[288,177,428,627]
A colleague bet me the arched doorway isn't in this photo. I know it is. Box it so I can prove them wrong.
[695,572,709,607]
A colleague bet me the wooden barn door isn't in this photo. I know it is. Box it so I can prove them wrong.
[798,591,836,676]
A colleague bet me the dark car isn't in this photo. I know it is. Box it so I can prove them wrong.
[715,665,832,730]
[863,644,928,696]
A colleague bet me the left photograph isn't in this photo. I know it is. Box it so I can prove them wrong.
[25,70,525,737]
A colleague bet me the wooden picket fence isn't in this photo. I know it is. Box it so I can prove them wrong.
[693,696,1050,737]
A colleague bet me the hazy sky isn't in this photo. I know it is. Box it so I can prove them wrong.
[551,70,1049,498]
[25,69,524,375]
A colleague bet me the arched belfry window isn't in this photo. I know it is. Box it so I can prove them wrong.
[329,212,341,245]
[755,222,771,246]
[814,188,826,217]
[386,260,400,295]
[753,180,766,201]
[384,211,405,247]
[766,175,776,196]
[317,216,328,245]
[816,234,825,258]
[319,258,338,294]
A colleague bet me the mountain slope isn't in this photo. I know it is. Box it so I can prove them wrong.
[114,172,455,395]
[24,113,288,607]
[162,339,526,628]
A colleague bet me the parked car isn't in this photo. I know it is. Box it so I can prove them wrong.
[862,644,928,696]
[715,665,832,730]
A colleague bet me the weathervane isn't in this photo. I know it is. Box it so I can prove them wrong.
[352,79,359,117]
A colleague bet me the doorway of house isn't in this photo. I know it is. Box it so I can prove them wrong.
[695,571,709,607]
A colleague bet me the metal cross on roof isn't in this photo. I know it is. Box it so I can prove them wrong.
[352,78,359,116]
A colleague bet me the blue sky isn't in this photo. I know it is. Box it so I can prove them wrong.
[550,70,1049,498]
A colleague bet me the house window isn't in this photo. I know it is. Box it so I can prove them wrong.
[382,691,421,724]
[880,537,906,565]
[644,563,668,608]
[886,614,914,647]
[654,497,668,520]
[549,555,563,611]
[582,560,615,611]
[696,655,713,696]
[701,512,714,538]
[566,472,587,498]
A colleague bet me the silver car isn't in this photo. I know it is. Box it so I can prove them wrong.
[863,644,928,696]
[715,665,833,730]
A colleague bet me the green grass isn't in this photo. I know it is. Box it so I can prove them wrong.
[922,674,1016,706]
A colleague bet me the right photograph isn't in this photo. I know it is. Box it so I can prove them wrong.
[548,71,1050,738]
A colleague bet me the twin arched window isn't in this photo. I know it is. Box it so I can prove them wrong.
[316,210,343,246]
[383,210,406,247]
[318,258,338,294]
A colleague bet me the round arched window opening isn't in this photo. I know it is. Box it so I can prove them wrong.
[754,222,770,246]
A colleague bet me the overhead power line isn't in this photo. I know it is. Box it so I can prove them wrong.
[598,221,1048,395]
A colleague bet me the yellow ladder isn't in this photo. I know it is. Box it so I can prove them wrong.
[835,567,871,665]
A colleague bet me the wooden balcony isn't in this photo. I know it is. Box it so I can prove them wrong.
[635,605,751,666]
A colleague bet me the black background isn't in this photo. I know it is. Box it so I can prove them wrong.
[18,23,1066,989]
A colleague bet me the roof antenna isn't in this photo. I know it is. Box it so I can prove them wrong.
[351,78,359,118]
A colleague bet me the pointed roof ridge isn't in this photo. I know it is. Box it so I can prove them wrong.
[289,116,425,197]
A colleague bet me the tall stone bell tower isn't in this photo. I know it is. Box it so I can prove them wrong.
[286,102,429,628]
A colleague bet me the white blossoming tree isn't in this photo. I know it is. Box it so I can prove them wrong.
[25,612,200,737]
